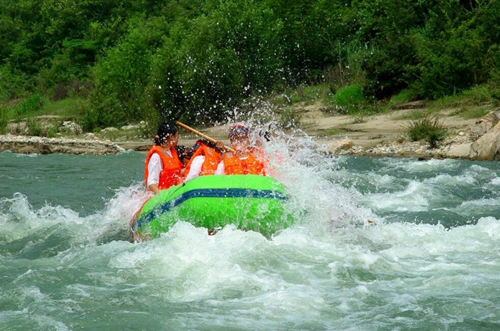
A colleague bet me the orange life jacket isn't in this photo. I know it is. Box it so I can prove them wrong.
[144,145,183,190]
[185,144,222,176]
[223,149,266,175]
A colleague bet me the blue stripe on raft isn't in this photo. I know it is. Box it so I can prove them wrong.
[136,188,287,228]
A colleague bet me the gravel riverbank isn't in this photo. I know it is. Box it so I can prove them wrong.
[2,104,499,160]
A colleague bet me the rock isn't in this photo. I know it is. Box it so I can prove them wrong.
[3,108,500,160]
[0,134,125,155]
[469,121,500,160]
[327,138,354,153]
[61,121,83,134]
[327,111,500,161]
[442,143,473,159]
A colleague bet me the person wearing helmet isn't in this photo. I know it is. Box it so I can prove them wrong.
[215,124,267,176]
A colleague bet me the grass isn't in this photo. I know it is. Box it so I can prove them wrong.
[449,106,491,119]
[2,97,89,120]
[316,127,356,138]
[0,82,497,140]
[405,113,447,148]
[386,88,416,109]
[42,98,91,117]
[395,110,430,121]
[0,108,8,134]
[428,85,498,112]
[326,84,364,108]
[271,84,333,106]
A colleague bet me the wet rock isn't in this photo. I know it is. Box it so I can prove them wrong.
[469,121,500,160]
[327,138,354,153]
[61,121,82,134]
[0,134,125,155]
[332,110,500,161]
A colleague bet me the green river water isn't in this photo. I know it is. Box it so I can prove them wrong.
[1,146,499,330]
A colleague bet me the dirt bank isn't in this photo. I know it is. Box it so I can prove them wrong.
[0,102,494,159]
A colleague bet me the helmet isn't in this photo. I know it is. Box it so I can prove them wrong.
[228,124,249,138]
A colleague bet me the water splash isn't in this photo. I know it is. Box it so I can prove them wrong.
[2,149,500,329]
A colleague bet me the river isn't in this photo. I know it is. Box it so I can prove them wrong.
[1,143,499,330]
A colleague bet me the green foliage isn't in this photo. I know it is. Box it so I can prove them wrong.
[151,0,286,125]
[406,113,447,148]
[451,107,490,120]
[429,85,498,112]
[325,40,369,92]
[17,94,44,117]
[270,84,332,107]
[26,117,43,136]
[409,1,500,99]
[354,0,423,99]
[299,84,333,102]
[0,67,27,101]
[80,108,99,133]
[0,0,499,129]
[25,116,56,137]
[91,15,162,128]
[0,107,8,134]
[328,84,367,114]
[387,88,417,109]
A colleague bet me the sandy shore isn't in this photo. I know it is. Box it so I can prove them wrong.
[198,102,476,144]
[299,103,478,148]
[0,104,487,157]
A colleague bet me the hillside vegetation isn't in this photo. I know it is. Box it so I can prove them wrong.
[1,0,499,136]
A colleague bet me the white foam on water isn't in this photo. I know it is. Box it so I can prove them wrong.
[490,177,500,185]
[363,181,430,212]
[388,157,461,173]
[105,216,500,329]
[263,138,379,229]
[2,140,500,329]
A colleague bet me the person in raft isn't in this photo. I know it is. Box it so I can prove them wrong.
[214,123,268,176]
[183,139,224,182]
[175,144,195,167]
[144,121,184,194]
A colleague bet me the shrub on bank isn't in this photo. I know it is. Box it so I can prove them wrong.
[406,113,447,148]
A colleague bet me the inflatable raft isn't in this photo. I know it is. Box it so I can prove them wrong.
[130,175,294,241]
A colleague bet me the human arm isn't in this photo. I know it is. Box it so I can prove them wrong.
[184,155,205,182]
[214,140,225,152]
[147,153,162,194]
[215,160,225,175]
[148,184,160,195]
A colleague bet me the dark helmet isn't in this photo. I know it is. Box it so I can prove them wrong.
[228,124,249,139]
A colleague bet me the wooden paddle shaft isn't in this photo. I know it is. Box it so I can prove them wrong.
[176,121,234,152]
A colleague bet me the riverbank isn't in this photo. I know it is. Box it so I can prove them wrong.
[1,102,499,160]
[0,134,125,155]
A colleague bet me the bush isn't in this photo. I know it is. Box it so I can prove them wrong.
[329,84,365,113]
[90,15,161,127]
[0,67,27,101]
[17,94,44,117]
[406,113,447,148]
[0,107,8,133]
[150,0,288,126]
[387,88,417,109]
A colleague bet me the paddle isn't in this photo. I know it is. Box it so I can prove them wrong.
[176,121,234,152]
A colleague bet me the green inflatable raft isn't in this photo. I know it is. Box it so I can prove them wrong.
[130,175,294,240]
